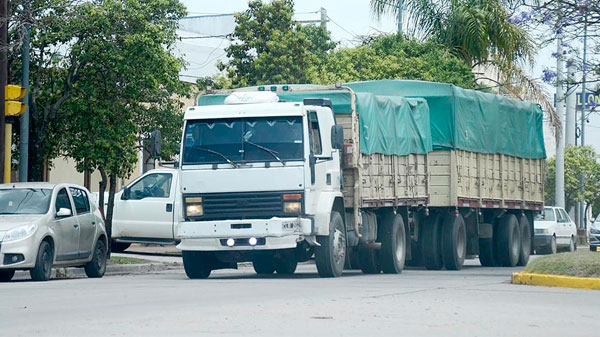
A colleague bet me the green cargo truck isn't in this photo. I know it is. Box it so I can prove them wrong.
[175,80,545,278]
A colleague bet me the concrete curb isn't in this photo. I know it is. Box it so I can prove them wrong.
[512,272,600,290]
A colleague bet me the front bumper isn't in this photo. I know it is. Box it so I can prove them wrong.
[590,231,600,251]
[534,234,553,248]
[0,235,38,270]
[176,217,313,251]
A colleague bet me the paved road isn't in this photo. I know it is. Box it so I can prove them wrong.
[1,258,598,337]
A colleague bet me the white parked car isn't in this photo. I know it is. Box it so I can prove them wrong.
[0,183,107,282]
[533,206,577,254]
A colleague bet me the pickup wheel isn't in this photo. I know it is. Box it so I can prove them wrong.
[182,251,212,279]
[494,214,520,267]
[315,211,346,278]
[441,213,466,271]
[0,269,15,282]
[253,256,275,275]
[379,213,406,274]
[517,215,531,266]
[422,213,444,270]
[111,242,131,253]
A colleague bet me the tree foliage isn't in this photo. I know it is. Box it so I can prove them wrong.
[217,0,335,87]
[545,146,600,217]
[314,34,477,88]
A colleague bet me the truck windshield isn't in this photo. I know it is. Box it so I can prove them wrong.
[0,188,52,215]
[182,116,303,165]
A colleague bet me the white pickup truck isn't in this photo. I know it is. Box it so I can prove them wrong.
[96,168,183,252]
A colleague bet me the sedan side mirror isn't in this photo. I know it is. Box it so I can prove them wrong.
[56,208,72,218]
[121,187,131,200]
[331,125,344,150]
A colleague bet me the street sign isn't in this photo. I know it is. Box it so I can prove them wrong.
[554,91,599,109]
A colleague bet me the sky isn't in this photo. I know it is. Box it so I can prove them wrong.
[177,0,599,156]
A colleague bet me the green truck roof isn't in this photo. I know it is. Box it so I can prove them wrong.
[197,80,546,159]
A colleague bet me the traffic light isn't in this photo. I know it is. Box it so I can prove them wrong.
[5,85,26,116]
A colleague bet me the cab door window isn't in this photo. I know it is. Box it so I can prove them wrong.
[308,111,322,155]
[128,173,173,200]
[55,188,73,216]
[69,188,90,214]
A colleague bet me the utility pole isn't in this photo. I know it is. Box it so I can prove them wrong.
[565,60,576,146]
[0,0,7,181]
[578,7,589,231]
[19,1,30,182]
[319,7,327,28]
[397,0,403,34]
[555,35,566,209]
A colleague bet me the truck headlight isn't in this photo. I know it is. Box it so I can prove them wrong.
[185,197,203,217]
[284,202,301,214]
[283,193,302,214]
[4,224,37,242]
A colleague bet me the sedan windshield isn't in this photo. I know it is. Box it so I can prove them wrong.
[0,188,52,215]
[182,116,303,165]
[534,208,555,221]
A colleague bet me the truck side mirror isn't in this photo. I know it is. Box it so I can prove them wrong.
[121,187,131,200]
[331,125,344,150]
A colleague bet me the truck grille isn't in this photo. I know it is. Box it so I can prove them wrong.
[186,191,302,221]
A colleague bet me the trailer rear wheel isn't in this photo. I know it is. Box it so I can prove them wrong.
[252,256,275,275]
[494,214,520,267]
[358,246,381,274]
[517,215,531,266]
[441,213,466,270]
[379,213,406,274]
[182,251,212,279]
[478,238,496,266]
[422,213,444,270]
[315,211,346,278]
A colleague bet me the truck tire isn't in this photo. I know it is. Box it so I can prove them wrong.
[478,238,496,266]
[182,250,212,279]
[315,211,346,278]
[494,214,520,267]
[517,215,531,266]
[111,242,131,253]
[358,246,381,274]
[441,213,466,270]
[422,213,444,270]
[252,256,275,275]
[275,259,298,275]
[379,213,406,274]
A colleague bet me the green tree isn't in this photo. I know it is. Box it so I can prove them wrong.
[218,0,335,87]
[545,146,600,219]
[56,0,188,244]
[314,35,476,88]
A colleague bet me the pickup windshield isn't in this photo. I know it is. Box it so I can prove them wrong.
[0,188,52,215]
[182,116,303,165]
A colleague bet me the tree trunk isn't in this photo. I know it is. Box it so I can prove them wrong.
[98,169,108,254]
[105,172,118,256]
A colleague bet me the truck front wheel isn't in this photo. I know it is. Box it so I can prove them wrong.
[315,211,346,278]
[182,251,212,279]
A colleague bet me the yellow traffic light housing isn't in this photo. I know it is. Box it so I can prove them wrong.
[5,85,26,117]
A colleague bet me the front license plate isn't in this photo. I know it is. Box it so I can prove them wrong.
[596,246,600,252]
[282,222,301,231]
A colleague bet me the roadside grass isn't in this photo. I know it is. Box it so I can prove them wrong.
[108,256,152,265]
[524,251,600,278]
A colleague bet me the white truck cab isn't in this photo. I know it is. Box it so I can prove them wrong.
[176,92,346,278]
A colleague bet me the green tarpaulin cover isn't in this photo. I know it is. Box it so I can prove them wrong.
[196,80,546,159]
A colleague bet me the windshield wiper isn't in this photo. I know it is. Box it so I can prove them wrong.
[191,147,238,167]
[243,140,283,163]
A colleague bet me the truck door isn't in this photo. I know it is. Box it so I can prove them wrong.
[308,110,328,188]
[113,172,175,239]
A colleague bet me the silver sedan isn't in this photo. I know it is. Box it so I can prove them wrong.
[0,183,107,282]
